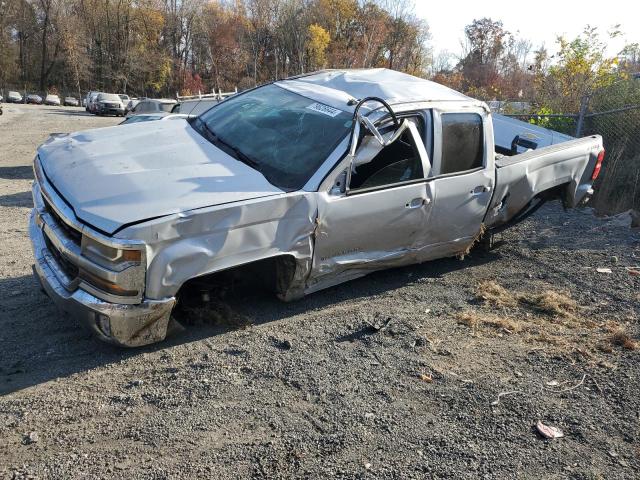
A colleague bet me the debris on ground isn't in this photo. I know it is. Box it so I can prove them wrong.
[368,316,393,332]
[21,432,38,445]
[596,268,613,274]
[536,421,564,439]
[271,337,293,351]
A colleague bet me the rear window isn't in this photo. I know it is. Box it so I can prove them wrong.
[440,113,484,175]
[98,94,121,102]
[159,103,174,112]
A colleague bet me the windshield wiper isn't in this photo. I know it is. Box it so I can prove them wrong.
[194,118,261,171]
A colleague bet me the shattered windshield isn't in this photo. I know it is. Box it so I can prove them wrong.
[194,84,352,190]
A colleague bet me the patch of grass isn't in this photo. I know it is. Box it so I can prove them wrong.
[463,280,638,361]
[457,311,520,334]
[609,327,638,350]
[482,316,521,333]
[475,280,518,308]
[521,290,577,317]
[457,311,479,329]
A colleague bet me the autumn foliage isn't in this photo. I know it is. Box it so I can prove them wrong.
[0,0,429,96]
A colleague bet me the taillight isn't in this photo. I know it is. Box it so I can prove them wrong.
[592,149,605,180]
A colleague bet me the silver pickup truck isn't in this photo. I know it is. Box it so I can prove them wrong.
[29,69,605,347]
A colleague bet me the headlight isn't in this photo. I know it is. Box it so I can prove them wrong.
[81,235,142,270]
[80,235,146,299]
[79,269,139,297]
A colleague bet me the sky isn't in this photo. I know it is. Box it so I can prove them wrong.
[414,0,640,62]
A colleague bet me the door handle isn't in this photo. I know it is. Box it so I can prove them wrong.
[406,197,430,209]
[470,185,491,196]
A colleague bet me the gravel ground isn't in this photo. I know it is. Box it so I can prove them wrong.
[0,103,639,479]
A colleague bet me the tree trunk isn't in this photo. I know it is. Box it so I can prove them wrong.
[40,6,49,92]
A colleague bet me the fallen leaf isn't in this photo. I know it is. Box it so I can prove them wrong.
[627,269,640,276]
[419,373,433,383]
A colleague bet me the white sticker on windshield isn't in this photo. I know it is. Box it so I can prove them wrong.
[306,102,342,117]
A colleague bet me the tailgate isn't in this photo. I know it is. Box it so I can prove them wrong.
[486,135,604,229]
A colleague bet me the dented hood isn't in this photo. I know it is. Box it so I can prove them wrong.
[37,120,283,234]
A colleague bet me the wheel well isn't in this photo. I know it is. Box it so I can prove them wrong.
[175,255,298,305]
[487,183,570,236]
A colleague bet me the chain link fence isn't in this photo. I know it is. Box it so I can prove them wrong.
[491,76,640,215]
[582,78,640,214]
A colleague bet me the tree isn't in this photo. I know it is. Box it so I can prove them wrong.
[459,18,510,96]
[535,26,619,112]
[0,0,432,96]
[307,23,330,70]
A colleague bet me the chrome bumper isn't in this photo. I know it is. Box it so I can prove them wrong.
[29,209,175,347]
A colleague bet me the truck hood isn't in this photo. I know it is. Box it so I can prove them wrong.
[37,120,283,235]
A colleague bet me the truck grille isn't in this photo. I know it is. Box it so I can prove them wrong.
[43,234,79,280]
[42,196,82,245]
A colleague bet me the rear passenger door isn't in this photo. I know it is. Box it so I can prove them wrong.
[425,110,494,249]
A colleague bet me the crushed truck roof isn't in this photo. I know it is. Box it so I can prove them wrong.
[277,69,472,108]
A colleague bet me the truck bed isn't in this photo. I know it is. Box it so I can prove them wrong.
[492,113,575,155]
[487,114,603,229]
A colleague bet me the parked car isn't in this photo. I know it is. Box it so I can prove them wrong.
[87,92,101,113]
[95,93,125,116]
[29,69,604,347]
[125,98,141,114]
[119,113,189,124]
[44,94,61,106]
[118,94,130,107]
[171,98,219,116]
[127,98,177,116]
[85,91,100,112]
[64,96,79,107]
[26,94,43,104]
[6,91,22,103]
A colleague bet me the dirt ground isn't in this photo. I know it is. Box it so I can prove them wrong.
[0,103,639,479]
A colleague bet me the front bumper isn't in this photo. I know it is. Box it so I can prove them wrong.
[98,106,124,115]
[29,209,176,347]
